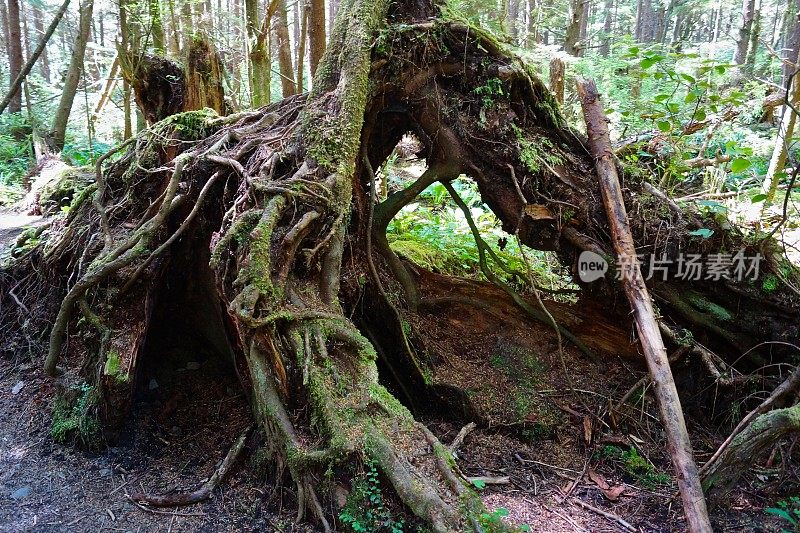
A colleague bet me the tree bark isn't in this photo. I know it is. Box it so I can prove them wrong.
[32,4,50,81]
[274,0,296,96]
[761,48,800,211]
[564,0,585,55]
[599,0,613,56]
[703,404,800,499]
[549,56,565,104]
[150,0,166,54]
[308,0,325,77]
[49,0,94,152]
[577,77,712,533]
[733,0,755,67]
[0,0,70,115]
[5,0,23,113]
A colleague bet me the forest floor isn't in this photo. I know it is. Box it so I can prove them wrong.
[0,209,788,532]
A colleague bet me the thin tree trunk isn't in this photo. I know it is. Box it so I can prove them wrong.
[94,54,119,115]
[50,0,94,151]
[734,0,756,66]
[599,0,613,56]
[122,80,132,139]
[577,77,712,533]
[308,0,325,77]
[275,0,296,96]
[744,8,760,75]
[32,4,49,81]
[564,0,585,55]
[0,1,9,54]
[167,0,180,55]
[150,0,166,54]
[549,57,564,104]
[506,0,519,42]
[296,0,307,93]
[6,0,23,113]
[783,0,800,85]
[761,48,800,212]
[181,0,194,52]
[0,0,70,115]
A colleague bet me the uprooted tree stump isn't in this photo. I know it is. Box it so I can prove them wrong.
[2,0,799,530]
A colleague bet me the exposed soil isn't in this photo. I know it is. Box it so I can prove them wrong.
[0,211,791,532]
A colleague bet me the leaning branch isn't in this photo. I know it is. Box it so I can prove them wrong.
[0,0,71,115]
[576,77,712,533]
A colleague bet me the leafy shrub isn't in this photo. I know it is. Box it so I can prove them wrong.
[51,382,100,446]
[339,460,405,532]
[0,113,31,187]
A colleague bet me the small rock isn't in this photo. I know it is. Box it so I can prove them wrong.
[148,379,159,390]
[10,486,31,500]
[99,468,112,478]
[11,381,24,395]
[186,362,201,370]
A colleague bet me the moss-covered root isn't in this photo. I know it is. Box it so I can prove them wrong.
[243,315,483,531]
[703,404,800,500]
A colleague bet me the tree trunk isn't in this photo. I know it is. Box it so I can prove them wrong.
[599,0,613,56]
[783,1,800,86]
[0,0,71,116]
[150,0,166,54]
[549,56,565,104]
[733,0,755,67]
[577,77,711,533]
[744,8,760,75]
[308,0,325,76]
[296,0,308,93]
[49,0,94,152]
[6,0,23,113]
[32,5,50,81]
[761,47,800,212]
[564,0,585,55]
[275,0,296,96]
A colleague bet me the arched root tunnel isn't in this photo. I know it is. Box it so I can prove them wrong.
[1,0,799,530]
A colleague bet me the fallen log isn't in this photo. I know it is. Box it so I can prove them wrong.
[576,77,712,533]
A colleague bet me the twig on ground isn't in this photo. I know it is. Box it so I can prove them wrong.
[569,497,636,531]
[449,422,476,454]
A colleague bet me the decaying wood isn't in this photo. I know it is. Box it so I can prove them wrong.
[576,77,712,533]
[701,363,800,483]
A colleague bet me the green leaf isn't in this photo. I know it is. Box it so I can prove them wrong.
[694,109,707,121]
[471,479,486,489]
[689,228,714,238]
[766,508,797,525]
[656,120,672,132]
[654,94,670,102]
[640,57,657,69]
[681,73,696,83]
[751,193,768,203]
[714,65,726,75]
[684,92,697,103]
[495,507,510,517]
[628,46,640,55]
[667,103,680,113]
[730,158,751,173]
